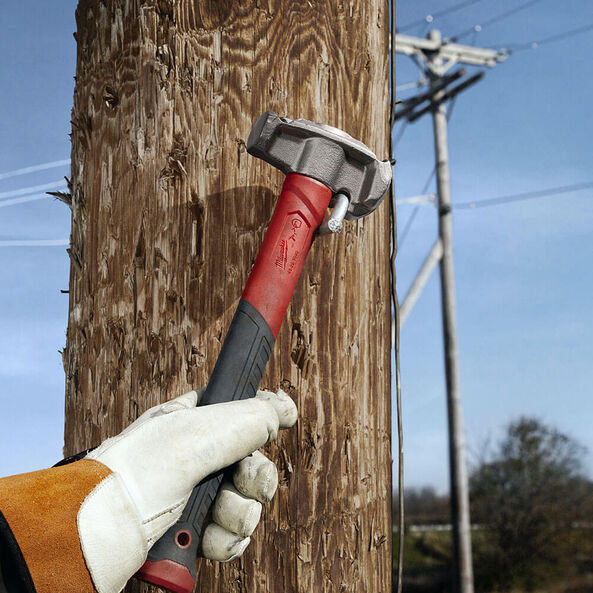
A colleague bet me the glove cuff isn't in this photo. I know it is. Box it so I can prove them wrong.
[0,459,111,593]
[78,471,148,593]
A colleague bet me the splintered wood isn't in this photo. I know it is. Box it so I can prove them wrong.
[66,1,391,592]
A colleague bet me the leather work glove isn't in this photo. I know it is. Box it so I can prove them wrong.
[0,389,297,593]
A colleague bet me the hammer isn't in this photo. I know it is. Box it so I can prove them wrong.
[137,111,392,592]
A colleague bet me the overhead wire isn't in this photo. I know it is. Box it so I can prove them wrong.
[452,0,543,40]
[0,193,64,209]
[454,181,593,209]
[397,206,421,249]
[395,12,592,218]
[390,1,404,591]
[398,0,485,33]
[501,21,593,52]
[394,119,409,145]
[0,239,69,247]
[397,170,435,249]
[396,97,455,250]
[396,180,593,211]
[0,180,67,201]
[0,159,70,181]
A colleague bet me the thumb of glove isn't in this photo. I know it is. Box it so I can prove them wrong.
[89,389,296,521]
[170,390,294,485]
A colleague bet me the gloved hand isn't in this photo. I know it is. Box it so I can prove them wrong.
[78,389,297,593]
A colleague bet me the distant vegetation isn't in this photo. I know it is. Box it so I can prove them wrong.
[395,485,450,525]
[394,417,593,592]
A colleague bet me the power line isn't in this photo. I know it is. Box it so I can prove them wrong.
[398,0,484,33]
[395,181,593,211]
[454,181,593,209]
[502,22,593,52]
[0,189,67,209]
[397,206,421,249]
[0,195,52,209]
[396,98,453,250]
[0,159,70,181]
[389,1,404,591]
[0,180,66,200]
[0,239,69,247]
[397,169,436,249]
[453,0,543,40]
[394,119,409,144]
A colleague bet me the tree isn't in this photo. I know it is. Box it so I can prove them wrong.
[64,2,392,592]
[470,417,593,591]
[397,487,450,525]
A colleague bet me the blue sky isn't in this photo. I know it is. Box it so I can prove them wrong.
[395,0,593,490]
[0,2,591,493]
[0,1,76,474]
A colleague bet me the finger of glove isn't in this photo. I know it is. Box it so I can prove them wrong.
[124,390,201,432]
[255,389,297,430]
[233,451,278,503]
[213,482,262,538]
[90,390,203,454]
[201,523,250,562]
[168,392,293,490]
[159,389,200,414]
[92,396,283,514]
[176,397,282,484]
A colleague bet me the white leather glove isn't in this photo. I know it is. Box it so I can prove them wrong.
[81,388,297,593]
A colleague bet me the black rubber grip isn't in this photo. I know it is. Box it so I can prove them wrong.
[201,299,275,405]
[145,299,275,577]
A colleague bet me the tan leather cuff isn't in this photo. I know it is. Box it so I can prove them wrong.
[0,459,112,593]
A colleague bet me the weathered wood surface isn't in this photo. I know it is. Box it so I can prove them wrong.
[65,1,391,592]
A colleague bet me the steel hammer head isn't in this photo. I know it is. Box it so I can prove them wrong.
[247,111,392,220]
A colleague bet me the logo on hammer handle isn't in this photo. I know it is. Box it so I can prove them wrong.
[275,214,307,273]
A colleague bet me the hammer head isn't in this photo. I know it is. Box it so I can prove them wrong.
[247,111,392,220]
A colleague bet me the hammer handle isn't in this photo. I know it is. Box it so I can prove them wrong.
[136,174,332,593]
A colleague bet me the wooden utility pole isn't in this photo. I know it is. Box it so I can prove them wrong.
[64,2,391,593]
[395,30,506,593]
[430,60,474,593]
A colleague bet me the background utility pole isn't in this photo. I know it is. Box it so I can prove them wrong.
[395,30,506,593]
[430,31,473,593]
[65,2,391,593]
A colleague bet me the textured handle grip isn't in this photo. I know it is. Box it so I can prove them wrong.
[201,300,275,405]
[137,300,274,592]
[136,175,332,593]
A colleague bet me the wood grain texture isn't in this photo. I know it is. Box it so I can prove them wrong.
[66,1,391,591]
